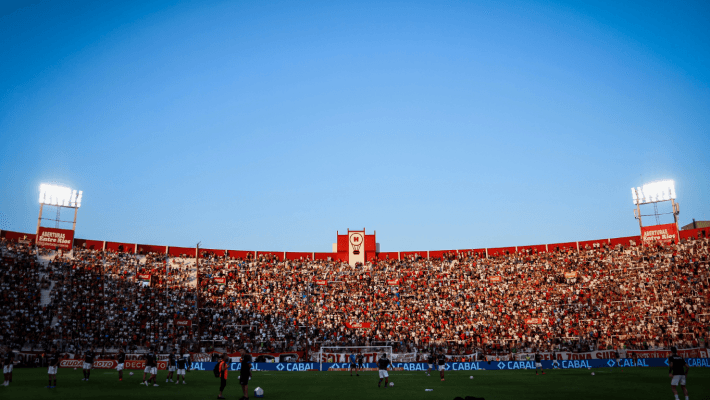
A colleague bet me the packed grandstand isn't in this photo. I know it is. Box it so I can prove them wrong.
[1,227,708,367]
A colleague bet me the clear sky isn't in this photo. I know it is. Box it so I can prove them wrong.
[1,0,708,252]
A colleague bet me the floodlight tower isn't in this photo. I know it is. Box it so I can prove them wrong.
[631,180,679,230]
[37,183,83,237]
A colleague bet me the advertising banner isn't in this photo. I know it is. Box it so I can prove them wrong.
[627,348,708,359]
[60,359,117,369]
[345,322,372,329]
[36,227,74,250]
[175,319,192,327]
[214,277,226,286]
[175,358,710,373]
[58,359,166,370]
[123,360,169,370]
[314,279,328,286]
[137,274,151,285]
[641,223,679,244]
[188,351,304,363]
[564,272,577,279]
[525,318,544,325]
[386,279,399,285]
[488,276,502,283]
[515,348,708,361]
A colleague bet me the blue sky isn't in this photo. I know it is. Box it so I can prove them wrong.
[1,0,708,252]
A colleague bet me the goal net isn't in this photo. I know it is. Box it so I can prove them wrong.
[317,346,392,371]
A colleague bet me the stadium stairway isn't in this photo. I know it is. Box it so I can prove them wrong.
[41,280,55,306]
[37,251,59,328]
[37,252,56,307]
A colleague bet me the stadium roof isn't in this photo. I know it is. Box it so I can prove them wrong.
[681,220,710,230]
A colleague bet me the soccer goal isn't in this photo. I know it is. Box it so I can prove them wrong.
[318,346,393,371]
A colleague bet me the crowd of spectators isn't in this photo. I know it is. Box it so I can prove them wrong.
[0,242,53,351]
[1,231,708,360]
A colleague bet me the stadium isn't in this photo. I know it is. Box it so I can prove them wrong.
[2,2,709,400]
[1,179,709,399]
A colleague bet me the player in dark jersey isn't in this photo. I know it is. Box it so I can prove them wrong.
[3,351,15,386]
[551,351,559,369]
[534,352,545,375]
[82,347,95,381]
[614,349,623,371]
[357,352,364,370]
[143,347,158,386]
[426,352,435,376]
[377,353,392,388]
[349,352,358,376]
[437,351,447,381]
[668,346,689,400]
[117,349,126,381]
[166,349,176,383]
[239,348,253,400]
[176,354,188,384]
[47,346,60,388]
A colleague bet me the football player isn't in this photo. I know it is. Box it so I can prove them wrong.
[2,350,14,386]
[668,346,689,400]
[437,350,447,381]
[143,346,158,386]
[349,352,358,376]
[176,354,188,384]
[166,349,176,383]
[426,352,435,376]
[534,351,545,375]
[377,353,393,388]
[551,351,560,369]
[47,346,60,389]
[82,346,95,381]
[117,348,126,381]
[357,352,364,371]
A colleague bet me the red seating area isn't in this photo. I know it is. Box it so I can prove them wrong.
[1,227,708,360]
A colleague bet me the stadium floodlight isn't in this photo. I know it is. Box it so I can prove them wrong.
[631,180,675,205]
[632,179,679,233]
[36,183,84,248]
[39,183,82,208]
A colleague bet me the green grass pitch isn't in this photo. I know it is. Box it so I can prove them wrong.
[2,367,708,400]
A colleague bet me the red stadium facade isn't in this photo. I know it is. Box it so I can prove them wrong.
[1,226,709,262]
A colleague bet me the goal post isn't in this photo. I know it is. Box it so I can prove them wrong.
[317,346,392,371]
